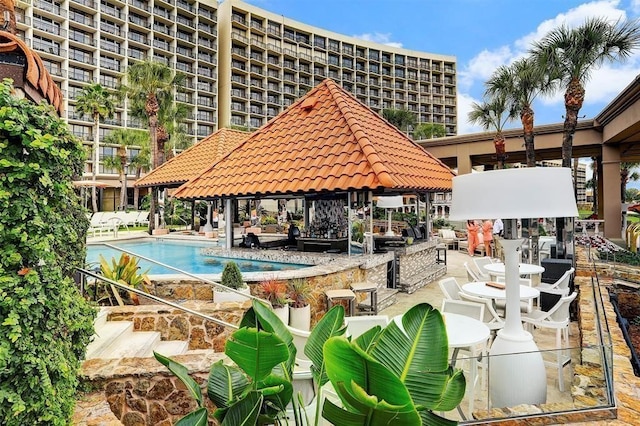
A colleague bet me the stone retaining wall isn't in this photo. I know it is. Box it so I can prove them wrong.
[394,240,447,294]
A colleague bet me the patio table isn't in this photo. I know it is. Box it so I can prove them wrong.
[483,262,545,286]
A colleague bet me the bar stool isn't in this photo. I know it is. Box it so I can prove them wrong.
[349,281,378,315]
[325,289,356,317]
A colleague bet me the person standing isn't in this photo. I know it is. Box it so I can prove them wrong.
[482,219,493,258]
[466,220,479,256]
[493,218,504,237]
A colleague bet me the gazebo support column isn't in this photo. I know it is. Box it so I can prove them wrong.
[225,198,233,250]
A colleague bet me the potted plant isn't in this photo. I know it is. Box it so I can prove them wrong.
[99,253,151,305]
[258,277,291,324]
[288,278,312,331]
[214,261,250,303]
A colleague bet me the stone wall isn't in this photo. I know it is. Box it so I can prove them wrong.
[394,240,447,294]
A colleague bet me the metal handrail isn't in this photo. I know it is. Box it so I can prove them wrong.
[101,242,267,303]
[77,267,239,330]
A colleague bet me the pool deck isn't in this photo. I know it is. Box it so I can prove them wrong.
[81,230,640,425]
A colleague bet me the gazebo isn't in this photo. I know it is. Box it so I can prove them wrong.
[174,78,455,255]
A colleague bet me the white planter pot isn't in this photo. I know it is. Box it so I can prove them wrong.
[273,306,289,325]
[289,304,311,331]
[214,286,251,303]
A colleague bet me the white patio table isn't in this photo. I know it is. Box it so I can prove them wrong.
[484,262,545,286]
[462,281,540,302]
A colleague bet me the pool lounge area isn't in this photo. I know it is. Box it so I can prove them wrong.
[77,228,636,425]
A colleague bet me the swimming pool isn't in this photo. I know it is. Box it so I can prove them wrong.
[86,239,306,275]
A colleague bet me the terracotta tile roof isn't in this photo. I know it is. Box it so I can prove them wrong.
[174,79,454,200]
[0,31,63,114]
[134,128,249,188]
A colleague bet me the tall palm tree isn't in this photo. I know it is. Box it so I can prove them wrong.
[76,83,115,213]
[485,57,554,167]
[468,94,516,169]
[382,108,417,136]
[119,61,185,231]
[102,129,149,210]
[622,162,640,201]
[530,17,640,168]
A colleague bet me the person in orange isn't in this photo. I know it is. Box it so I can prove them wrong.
[482,219,493,258]
[466,220,479,256]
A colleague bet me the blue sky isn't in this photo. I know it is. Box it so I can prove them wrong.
[242,0,640,188]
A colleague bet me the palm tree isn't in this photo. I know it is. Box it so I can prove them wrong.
[468,94,516,169]
[382,108,417,136]
[622,162,640,201]
[102,129,149,210]
[485,57,553,167]
[75,83,115,213]
[119,61,185,231]
[530,17,640,168]
[413,122,445,140]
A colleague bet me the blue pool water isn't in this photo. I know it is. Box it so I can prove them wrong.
[86,240,305,275]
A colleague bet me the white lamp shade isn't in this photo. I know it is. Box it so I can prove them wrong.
[449,167,578,220]
[376,195,404,209]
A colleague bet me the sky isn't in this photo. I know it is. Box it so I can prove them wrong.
[241,0,640,188]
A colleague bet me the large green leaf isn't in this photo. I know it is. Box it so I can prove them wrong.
[154,351,203,406]
[175,408,208,426]
[352,326,384,353]
[225,328,289,383]
[251,300,296,377]
[323,336,420,424]
[207,360,250,409]
[304,305,346,387]
[220,390,263,426]
[322,399,367,426]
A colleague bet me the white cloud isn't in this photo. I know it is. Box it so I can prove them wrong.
[632,0,640,14]
[458,46,514,91]
[457,92,484,135]
[351,32,403,48]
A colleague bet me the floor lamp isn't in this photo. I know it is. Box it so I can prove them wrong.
[376,195,404,236]
[449,167,578,408]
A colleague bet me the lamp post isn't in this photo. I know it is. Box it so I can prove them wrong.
[376,195,404,236]
[450,167,578,408]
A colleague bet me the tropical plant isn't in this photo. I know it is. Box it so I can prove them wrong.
[321,303,465,425]
[98,253,151,305]
[382,108,417,136]
[288,278,312,308]
[530,17,640,168]
[485,56,554,167]
[621,162,640,201]
[220,260,246,290]
[75,82,116,212]
[258,278,290,308]
[102,129,149,210]
[413,122,445,139]
[119,60,185,232]
[468,93,517,169]
[0,78,96,424]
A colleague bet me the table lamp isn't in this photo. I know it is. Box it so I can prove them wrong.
[376,195,404,236]
[449,167,578,408]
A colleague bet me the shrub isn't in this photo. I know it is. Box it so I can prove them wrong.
[0,78,95,424]
[287,278,311,308]
[220,261,245,290]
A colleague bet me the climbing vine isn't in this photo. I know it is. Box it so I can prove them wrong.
[0,78,95,424]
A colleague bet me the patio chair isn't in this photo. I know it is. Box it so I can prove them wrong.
[459,292,505,336]
[438,229,460,250]
[521,291,577,392]
[464,262,481,282]
[538,267,574,291]
[344,315,389,340]
[472,256,493,281]
[439,277,463,300]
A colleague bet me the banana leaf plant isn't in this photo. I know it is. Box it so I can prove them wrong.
[318,303,466,425]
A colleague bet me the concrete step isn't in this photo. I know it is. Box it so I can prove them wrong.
[94,307,109,329]
[86,321,133,359]
[100,331,161,359]
[154,340,190,357]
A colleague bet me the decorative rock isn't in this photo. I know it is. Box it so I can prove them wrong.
[168,316,190,340]
[164,390,199,415]
[125,389,147,413]
[149,401,170,424]
[189,327,209,350]
[121,411,145,426]
[107,392,124,419]
[146,378,175,400]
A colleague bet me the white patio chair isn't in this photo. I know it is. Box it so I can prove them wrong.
[440,299,487,414]
[464,262,481,282]
[345,315,389,340]
[521,290,578,392]
[472,256,493,281]
[438,277,463,301]
[459,292,505,336]
[539,267,575,291]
